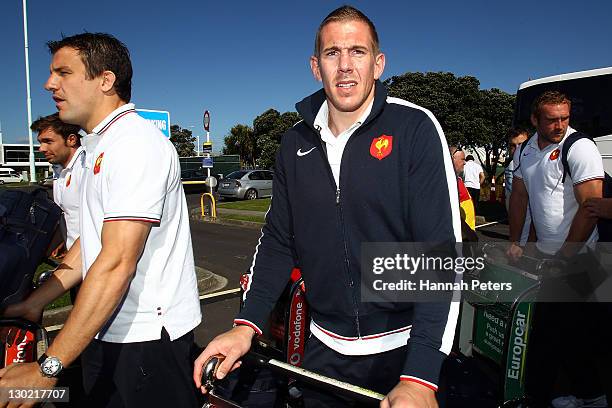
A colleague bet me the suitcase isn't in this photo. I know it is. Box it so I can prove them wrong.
[0,188,62,310]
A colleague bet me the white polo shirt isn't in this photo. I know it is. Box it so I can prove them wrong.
[52,146,85,249]
[314,99,373,187]
[80,103,201,343]
[463,161,483,189]
[513,127,604,255]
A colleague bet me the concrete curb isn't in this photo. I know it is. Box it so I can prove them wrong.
[42,266,227,328]
[189,206,264,229]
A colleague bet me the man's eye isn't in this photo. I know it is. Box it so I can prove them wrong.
[326,50,338,57]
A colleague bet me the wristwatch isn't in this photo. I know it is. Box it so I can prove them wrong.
[38,353,64,378]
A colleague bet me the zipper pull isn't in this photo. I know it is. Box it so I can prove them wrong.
[336,189,341,205]
[29,205,36,224]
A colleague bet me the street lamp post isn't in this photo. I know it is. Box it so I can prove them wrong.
[22,0,36,182]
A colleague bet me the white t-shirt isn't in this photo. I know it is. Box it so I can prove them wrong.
[513,127,604,254]
[80,103,201,343]
[52,146,85,249]
[463,161,483,189]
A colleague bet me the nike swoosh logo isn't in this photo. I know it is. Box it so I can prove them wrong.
[297,147,316,157]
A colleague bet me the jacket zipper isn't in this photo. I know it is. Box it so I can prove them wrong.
[335,187,362,337]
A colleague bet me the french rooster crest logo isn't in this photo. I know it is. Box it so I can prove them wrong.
[93,153,104,175]
[370,135,393,160]
[549,149,560,161]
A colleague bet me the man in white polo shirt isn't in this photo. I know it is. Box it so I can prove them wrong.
[0,33,201,408]
[31,113,85,252]
[507,91,606,407]
[508,92,603,258]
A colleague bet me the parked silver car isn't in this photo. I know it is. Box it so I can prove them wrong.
[217,170,273,200]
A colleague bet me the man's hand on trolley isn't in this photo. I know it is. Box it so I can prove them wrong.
[193,325,256,393]
[506,242,524,262]
[381,380,438,408]
[0,362,57,408]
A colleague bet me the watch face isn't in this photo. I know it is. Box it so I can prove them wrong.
[42,357,62,376]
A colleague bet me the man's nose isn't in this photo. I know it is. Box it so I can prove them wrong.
[45,74,57,91]
[339,51,353,72]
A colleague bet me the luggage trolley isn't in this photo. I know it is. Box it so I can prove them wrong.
[204,268,384,407]
[459,243,560,407]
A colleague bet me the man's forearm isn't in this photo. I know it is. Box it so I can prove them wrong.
[26,239,82,311]
[44,251,134,367]
[559,179,603,257]
[508,195,528,243]
[558,207,598,257]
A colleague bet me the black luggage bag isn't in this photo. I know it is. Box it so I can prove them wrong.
[0,188,62,310]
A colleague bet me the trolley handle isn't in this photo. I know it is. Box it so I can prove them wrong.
[201,352,385,407]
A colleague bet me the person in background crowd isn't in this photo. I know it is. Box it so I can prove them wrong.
[463,154,485,212]
[450,146,475,230]
[504,127,531,246]
[31,113,85,256]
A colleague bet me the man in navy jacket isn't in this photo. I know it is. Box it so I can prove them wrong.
[194,6,461,407]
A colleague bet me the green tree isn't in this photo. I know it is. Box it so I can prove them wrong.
[223,124,256,168]
[222,109,301,170]
[470,89,516,177]
[170,124,196,157]
[384,71,515,177]
[254,110,301,169]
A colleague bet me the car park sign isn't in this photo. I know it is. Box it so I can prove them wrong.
[202,157,213,168]
[137,109,171,137]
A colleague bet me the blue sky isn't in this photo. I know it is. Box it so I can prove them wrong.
[1,0,611,151]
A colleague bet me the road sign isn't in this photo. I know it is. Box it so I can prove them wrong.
[206,176,217,188]
[202,141,213,154]
[203,110,210,131]
[202,156,213,168]
[137,109,171,137]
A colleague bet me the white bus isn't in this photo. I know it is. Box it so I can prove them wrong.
[514,67,612,173]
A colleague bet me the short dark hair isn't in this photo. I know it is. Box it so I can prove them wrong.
[531,91,571,118]
[314,5,380,56]
[507,127,529,141]
[47,32,132,102]
[31,113,81,146]
[465,155,475,161]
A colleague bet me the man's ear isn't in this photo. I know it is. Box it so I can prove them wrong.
[530,113,538,128]
[100,70,117,94]
[66,133,79,148]
[310,56,322,82]
[373,52,386,80]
